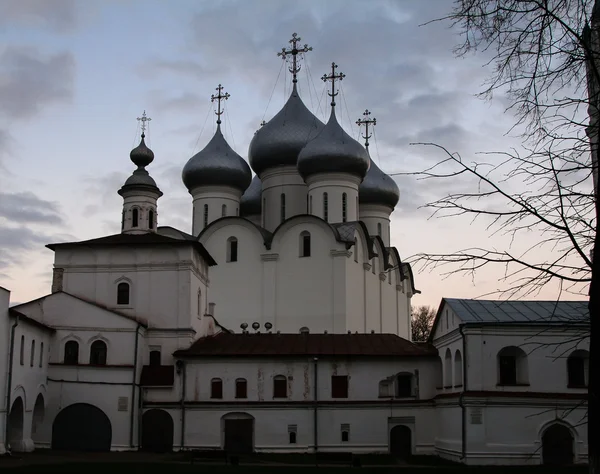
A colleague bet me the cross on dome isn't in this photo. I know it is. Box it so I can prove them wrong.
[356,109,376,149]
[137,110,151,137]
[321,62,345,107]
[211,84,230,125]
[277,33,313,84]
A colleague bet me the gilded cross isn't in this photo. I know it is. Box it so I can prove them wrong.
[136,110,151,136]
[321,62,345,107]
[211,84,230,125]
[277,33,313,83]
[356,109,376,148]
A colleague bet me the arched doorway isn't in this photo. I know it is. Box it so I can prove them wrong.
[390,425,412,459]
[52,403,112,452]
[222,413,254,454]
[141,409,174,452]
[8,397,24,451]
[542,424,574,465]
[31,394,45,442]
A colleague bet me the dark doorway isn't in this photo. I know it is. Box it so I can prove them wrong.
[224,418,253,453]
[542,424,574,465]
[52,403,112,452]
[8,397,24,451]
[141,409,174,453]
[390,425,412,459]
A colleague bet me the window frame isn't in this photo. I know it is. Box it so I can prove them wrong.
[331,375,349,398]
[235,378,248,399]
[64,340,79,365]
[227,237,238,262]
[211,378,223,399]
[117,281,130,306]
[89,340,108,366]
[132,208,139,228]
[273,375,287,398]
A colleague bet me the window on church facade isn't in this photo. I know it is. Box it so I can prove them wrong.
[354,239,358,262]
[323,192,328,222]
[497,346,528,385]
[64,341,79,365]
[197,289,202,316]
[30,340,35,367]
[90,340,107,365]
[331,375,349,398]
[39,342,44,367]
[121,210,125,231]
[132,208,139,227]
[211,378,223,399]
[288,425,297,444]
[567,350,589,387]
[395,373,413,397]
[117,282,130,305]
[342,193,347,222]
[227,237,238,262]
[280,193,286,223]
[273,375,287,398]
[148,210,154,229]
[149,350,161,367]
[222,204,227,217]
[377,222,382,237]
[20,336,24,365]
[203,204,209,228]
[300,231,311,257]
[309,195,313,214]
[235,378,247,398]
[341,424,350,442]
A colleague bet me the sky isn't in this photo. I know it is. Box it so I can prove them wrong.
[0,0,590,309]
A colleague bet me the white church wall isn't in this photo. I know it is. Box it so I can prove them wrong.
[306,173,360,224]
[358,204,393,247]
[433,403,462,462]
[365,258,381,333]
[344,250,364,333]
[260,166,308,232]
[0,287,10,454]
[190,185,242,235]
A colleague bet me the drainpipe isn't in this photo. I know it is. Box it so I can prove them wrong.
[178,360,187,450]
[313,357,318,453]
[4,315,19,448]
[458,324,467,461]
[129,323,141,448]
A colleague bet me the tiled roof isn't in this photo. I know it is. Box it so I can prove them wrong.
[174,333,437,357]
[46,232,216,266]
[140,365,175,386]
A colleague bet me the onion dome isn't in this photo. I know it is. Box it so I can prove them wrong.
[129,134,154,168]
[240,175,262,216]
[118,134,162,196]
[297,108,370,179]
[182,124,252,192]
[248,84,325,175]
[359,156,400,208]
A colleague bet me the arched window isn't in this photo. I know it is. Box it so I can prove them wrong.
[444,348,452,388]
[273,375,287,398]
[323,192,328,222]
[280,193,286,223]
[149,350,161,367]
[211,378,223,399]
[20,335,24,365]
[300,231,311,257]
[497,346,529,385]
[132,208,139,227]
[222,204,227,217]
[354,238,358,262]
[227,237,238,262]
[117,282,130,305]
[30,340,35,367]
[64,340,79,365]
[377,222,382,236]
[567,350,589,388]
[39,342,44,367]
[306,195,309,213]
[342,193,347,222]
[197,288,202,316]
[148,209,154,229]
[90,340,107,365]
[235,378,247,398]
[454,350,463,387]
[203,204,209,228]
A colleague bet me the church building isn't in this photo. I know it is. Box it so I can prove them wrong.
[0,34,589,466]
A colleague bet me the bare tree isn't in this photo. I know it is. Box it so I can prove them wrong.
[397,1,599,470]
[412,305,437,341]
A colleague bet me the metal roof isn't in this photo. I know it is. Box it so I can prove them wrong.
[444,298,589,324]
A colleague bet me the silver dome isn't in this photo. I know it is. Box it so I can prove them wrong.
[182,125,252,192]
[297,109,370,179]
[240,175,262,216]
[130,134,154,168]
[359,156,400,208]
[118,168,162,196]
[248,84,324,175]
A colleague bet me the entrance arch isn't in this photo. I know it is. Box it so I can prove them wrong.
[389,425,412,459]
[31,394,45,442]
[542,423,574,465]
[141,409,174,452]
[222,412,254,453]
[52,403,112,452]
[8,397,24,451]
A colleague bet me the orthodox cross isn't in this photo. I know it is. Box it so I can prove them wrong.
[321,62,345,107]
[356,109,376,148]
[260,120,267,127]
[211,84,230,125]
[277,33,313,84]
[136,110,151,136]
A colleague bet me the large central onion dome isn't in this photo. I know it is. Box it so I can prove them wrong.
[359,156,400,208]
[297,108,370,179]
[248,84,325,176]
[182,124,252,192]
[240,175,262,216]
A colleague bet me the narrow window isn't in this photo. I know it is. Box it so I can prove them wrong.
[309,195,313,214]
[273,375,287,398]
[341,424,350,442]
[332,375,349,398]
[132,208,139,227]
[30,340,35,367]
[64,340,79,365]
[222,204,227,217]
[280,193,286,223]
[235,378,247,398]
[354,238,358,262]
[117,282,130,305]
[323,192,328,222]
[121,210,125,231]
[20,335,24,365]
[203,204,209,228]
[396,374,413,397]
[211,378,223,399]
[300,231,311,257]
[148,210,154,229]
[197,289,202,316]
[342,193,347,222]
[306,195,309,213]
[227,237,238,262]
[90,340,107,365]
[262,198,266,227]
[288,425,297,444]
[149,350,161,366]
[377,222,382,236]
[236,207,239,216]
[39,342,44,367]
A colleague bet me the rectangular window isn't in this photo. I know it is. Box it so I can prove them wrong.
[288,425,297,444]
[323,192,328,222]
[342,193,347,222]
[280,193,286,223]
[203,204,209,228]
[236,379,247,398]
[341,424,350,442]
[149,350,161,366]
[499,356,517,385]
[30,340,35,367]
[302,234,311,257]
[20,335,24,365]
[211,379,223,399]
[273,376,287,398]
[39,342,44,367]
[396,374,412,397]
[331,375,349,398]
[230,239,238,262]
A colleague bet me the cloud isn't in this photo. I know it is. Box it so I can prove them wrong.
[0,226,59,267]
[0,47,75,120]
[0,0,77,33]
[0,191,64,225]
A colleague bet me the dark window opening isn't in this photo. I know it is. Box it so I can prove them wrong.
[148,210,154,229]
[64,340,79,365]
[228,238,238,262]
[20,335,24,365]
[332,375,349,398]
[301,233,311,257]
[377,222,382,236]
[211,378,223,399]
[236,378,247,398]
[341,430,349,442]
[289,431,297,444]
[568,357,586,387]
[149,350,161,366]
[30,340,35,367]
[280,193,286,223]
[132,208,139,227]
[499,355,517,385]
[273,376,287,398]
[323,192,328,222]
[39,342,44,367]
[222,204,227,217]
[203,204,209,228]
[396,374,413,397]
[117,282,130,305]
[342,193,347,222]
[90,340,107,365]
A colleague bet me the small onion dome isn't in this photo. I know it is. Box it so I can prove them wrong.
[359,156,400,208]
[130,134,154,168]
[297,108,370,180]
[248,84,325,176]
[240,175,262,216]
[182,125,252,192]
[118,168,162,196]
